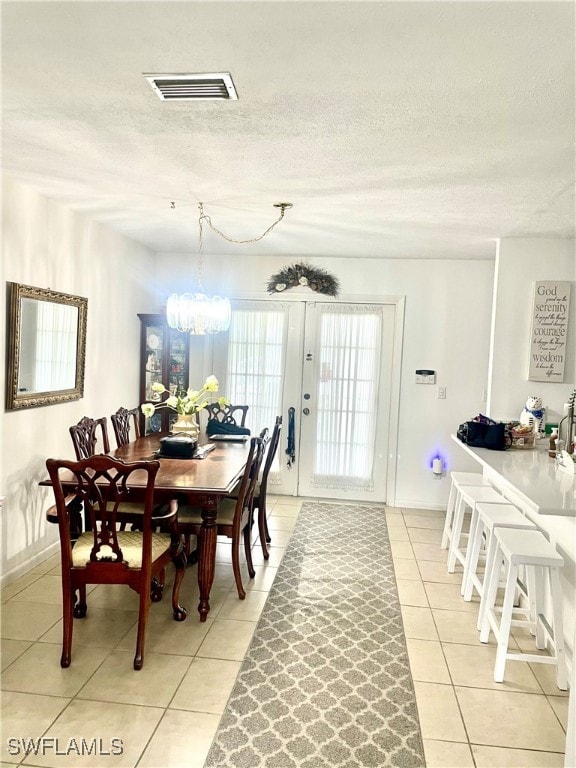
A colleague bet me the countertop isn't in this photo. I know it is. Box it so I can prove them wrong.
[451,434,576,517]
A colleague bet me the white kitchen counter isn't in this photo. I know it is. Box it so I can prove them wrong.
[450,434,576,517]
[452,434,576,768]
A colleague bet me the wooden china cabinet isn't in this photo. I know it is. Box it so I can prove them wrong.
[138,314,190,434]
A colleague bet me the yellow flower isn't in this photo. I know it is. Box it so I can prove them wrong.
[141,402,155,418]
[151,382,166,394]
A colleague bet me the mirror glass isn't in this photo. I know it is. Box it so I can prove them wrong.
[6,282,88,410]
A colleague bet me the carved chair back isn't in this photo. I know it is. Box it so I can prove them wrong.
[111,406,141,448]
[69,416,110,460]
[205,403,249,427]
[255,416,283,560]
[259,416,283,499]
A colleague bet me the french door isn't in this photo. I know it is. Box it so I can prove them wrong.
[211,298,397,502]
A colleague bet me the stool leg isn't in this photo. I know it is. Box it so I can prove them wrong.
[480,543,503,643]
[549,567,568,691]
[441,481,456,550]
[447,495,465,573]
[513,564,523,608]
[462,515,483,601]
[477,530,496,630]
[494,561,518,683]
[533,565,547,650]
[526,565,538,640]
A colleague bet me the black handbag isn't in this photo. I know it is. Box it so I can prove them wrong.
[206,419,250,436]
[458,420,506,451]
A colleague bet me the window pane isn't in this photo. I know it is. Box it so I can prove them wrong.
[226,308,286,437]
[312,309,381,490]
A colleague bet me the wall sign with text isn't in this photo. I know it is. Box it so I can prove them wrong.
[528,281,571,382]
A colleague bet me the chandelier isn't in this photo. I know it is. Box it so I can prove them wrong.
[166,201,292,335]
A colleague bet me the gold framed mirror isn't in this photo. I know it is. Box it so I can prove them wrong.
[6,282,88,410]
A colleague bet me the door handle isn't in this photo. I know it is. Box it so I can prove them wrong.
[302,408,310,416]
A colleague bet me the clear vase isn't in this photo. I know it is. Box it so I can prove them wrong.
[171,413,200,439]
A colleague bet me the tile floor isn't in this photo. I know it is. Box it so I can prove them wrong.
[0,500,569,768]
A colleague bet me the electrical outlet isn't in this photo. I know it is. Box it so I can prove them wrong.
[438,386,446,399]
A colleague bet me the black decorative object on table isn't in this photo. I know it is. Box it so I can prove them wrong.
[158,435,198,458]
[267,262,339,297]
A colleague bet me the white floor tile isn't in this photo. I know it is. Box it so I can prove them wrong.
[77,650,191,707]
[2,496,568,768]
[138,709,221,768]
[170,656,241,714]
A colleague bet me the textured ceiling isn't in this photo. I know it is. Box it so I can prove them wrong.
[2,1,575,259]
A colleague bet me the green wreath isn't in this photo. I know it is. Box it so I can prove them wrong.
[267,262,339,297]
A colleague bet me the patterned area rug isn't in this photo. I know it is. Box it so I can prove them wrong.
[205,501,426,768]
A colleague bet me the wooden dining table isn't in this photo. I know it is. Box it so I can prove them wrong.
[41,433,252,622]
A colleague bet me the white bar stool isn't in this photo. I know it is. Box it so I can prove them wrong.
[441,472,492,550]
[447,485,508,573]
[460,503,537,625]
[479,527,567,690]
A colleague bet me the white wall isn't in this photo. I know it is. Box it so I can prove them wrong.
[1,178,157,583]
[489,236,576,663]
[155,252,496,509]
[489,237,576,423]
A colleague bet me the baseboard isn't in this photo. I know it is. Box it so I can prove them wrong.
[0,541,60,588]
[392,499,445,512]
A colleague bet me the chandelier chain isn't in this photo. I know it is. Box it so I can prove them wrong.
[167,199,291,335]
[197,203,205,292]
[198,202,288,245]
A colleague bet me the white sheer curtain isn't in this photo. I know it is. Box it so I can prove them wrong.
[312,305,381,491]
[225,305,287,436]
[34,302,77,391]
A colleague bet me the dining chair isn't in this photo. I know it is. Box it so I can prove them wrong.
[254,416,283,559]
[46,454,187,670]
[69,416,110,460]
[205,403,249,428]
[111,406,141,448]
[67,416,111,534]
[69,414,145,531]
[176,435,266,599]
[228,422,280,557]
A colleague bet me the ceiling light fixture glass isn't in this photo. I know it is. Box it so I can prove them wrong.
[166,201,293,335]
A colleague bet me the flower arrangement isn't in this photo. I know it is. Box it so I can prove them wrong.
[141,375,228,418]
[266,262,339,297]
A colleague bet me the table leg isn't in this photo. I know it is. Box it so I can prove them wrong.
[197,499,218,622]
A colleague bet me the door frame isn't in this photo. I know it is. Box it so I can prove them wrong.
[201,290,405,507]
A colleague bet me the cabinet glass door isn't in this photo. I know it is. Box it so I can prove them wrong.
[168,329,188,394]
[139,315,190,434]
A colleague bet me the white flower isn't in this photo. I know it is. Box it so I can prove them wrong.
[204,375,219,392]
[275,283,286,292]
[141,374,225,418]
[299,276,309,286]
[141,402,155,418]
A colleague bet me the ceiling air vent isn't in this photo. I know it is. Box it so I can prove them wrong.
[144,72,238,101]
